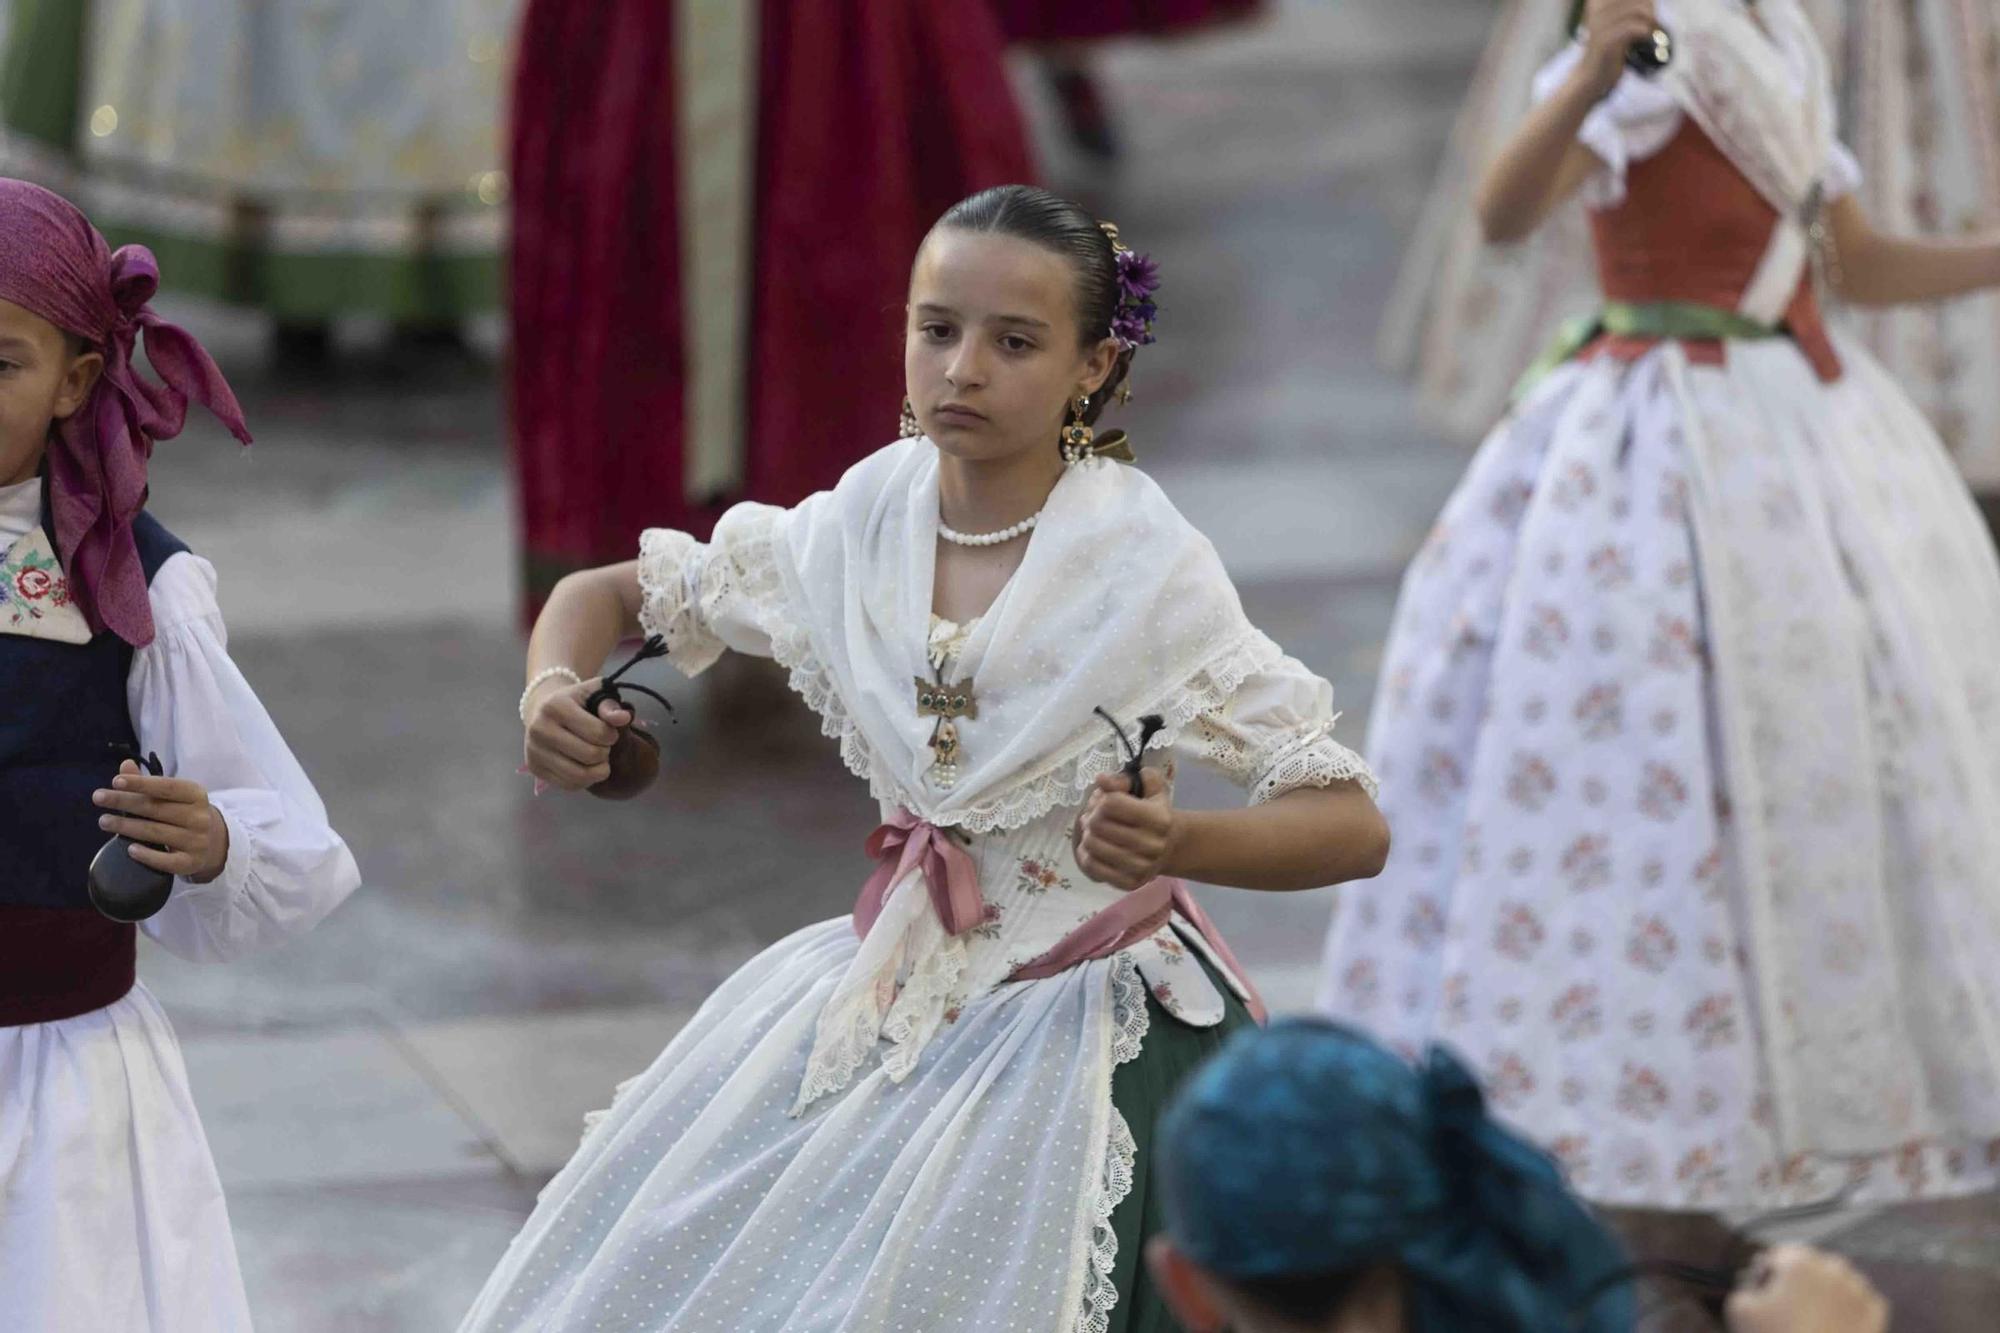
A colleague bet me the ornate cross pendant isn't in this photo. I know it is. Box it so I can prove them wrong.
[916,675,977,787]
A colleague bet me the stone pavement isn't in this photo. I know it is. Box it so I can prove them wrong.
[110,1,1997,1327]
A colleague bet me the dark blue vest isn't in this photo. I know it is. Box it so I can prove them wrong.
[0,499,188,1024]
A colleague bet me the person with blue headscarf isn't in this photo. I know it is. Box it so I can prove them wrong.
[1146,1018,1890,1333]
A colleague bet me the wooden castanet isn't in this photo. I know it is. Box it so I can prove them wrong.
[585,635,676,801]
[592,726,663,801]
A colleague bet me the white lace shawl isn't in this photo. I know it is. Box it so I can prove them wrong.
[641,439,1374,833]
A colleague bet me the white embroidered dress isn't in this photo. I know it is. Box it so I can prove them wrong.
[459,440,1373,1333]
[1322,0,2000,1210]
[0,479,361,1332]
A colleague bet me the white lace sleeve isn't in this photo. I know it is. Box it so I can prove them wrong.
[1179,649,1379,803]
[1532,40,1685,210]
[636,502,788,676]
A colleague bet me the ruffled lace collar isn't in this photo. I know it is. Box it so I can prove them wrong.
[762,440,1276,834]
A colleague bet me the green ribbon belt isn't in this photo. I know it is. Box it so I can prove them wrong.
[1513,300,1783,402]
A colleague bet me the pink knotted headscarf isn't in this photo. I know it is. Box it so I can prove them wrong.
[0,178,251,647]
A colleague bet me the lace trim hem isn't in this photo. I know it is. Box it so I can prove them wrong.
[879,934,969,1084]
[791,908,970,1116]
[1078,1109,1138,1333]
[1075,954,1150,1333]
[789,976,887,1117]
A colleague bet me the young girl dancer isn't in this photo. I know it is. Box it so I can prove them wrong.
[0,178,360,1329]
[1323,0,2000,1213]
[468,184,1387,1332]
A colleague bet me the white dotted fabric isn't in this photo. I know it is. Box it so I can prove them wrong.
[459,924,1137,1332]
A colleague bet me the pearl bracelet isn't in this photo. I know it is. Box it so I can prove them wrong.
[519,666,584,723]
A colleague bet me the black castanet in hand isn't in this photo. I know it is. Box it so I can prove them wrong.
[586,635,677,801]
[1626,27,1672,75]
[1092,708,1167,796]
[87,749,174,923]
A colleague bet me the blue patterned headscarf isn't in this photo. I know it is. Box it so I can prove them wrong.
[1156,1018,1635,1332]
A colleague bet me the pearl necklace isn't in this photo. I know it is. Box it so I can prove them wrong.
[938,510,1041,547]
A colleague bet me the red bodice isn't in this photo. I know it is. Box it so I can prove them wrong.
[1584,122,1842,382]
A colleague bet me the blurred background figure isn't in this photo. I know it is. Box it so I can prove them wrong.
[0,0,519,369]
[509,0,1031,617]
[1329,0,2000,1323]
[1149,1019,1893,1333]
[1831,0,2000,506]
[1380,0,2000,511]
[992,0,1266,162]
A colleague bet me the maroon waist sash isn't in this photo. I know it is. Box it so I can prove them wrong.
[0,906,137,1026]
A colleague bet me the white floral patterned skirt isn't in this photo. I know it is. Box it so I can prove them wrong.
[456,917,1246,1332]
[1321,334,2000,1210]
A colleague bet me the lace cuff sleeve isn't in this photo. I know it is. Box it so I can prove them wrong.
[1179,647,1379,803]
[1243,729,1378,805]
[638,529,728,675]
[637,502,788,675]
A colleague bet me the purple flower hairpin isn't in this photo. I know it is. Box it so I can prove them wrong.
[1117,250,1160,302]
[1111,248,1161,351]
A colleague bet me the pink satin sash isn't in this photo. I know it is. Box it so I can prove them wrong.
[1007,876,1268,1023]
[857,810,1268,1023]
[855,810,985,938]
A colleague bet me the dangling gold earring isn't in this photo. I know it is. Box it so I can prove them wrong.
[1059,394,1094,464]
[899,397,922,439]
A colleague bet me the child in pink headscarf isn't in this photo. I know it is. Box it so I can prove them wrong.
[0,178,360,1330]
